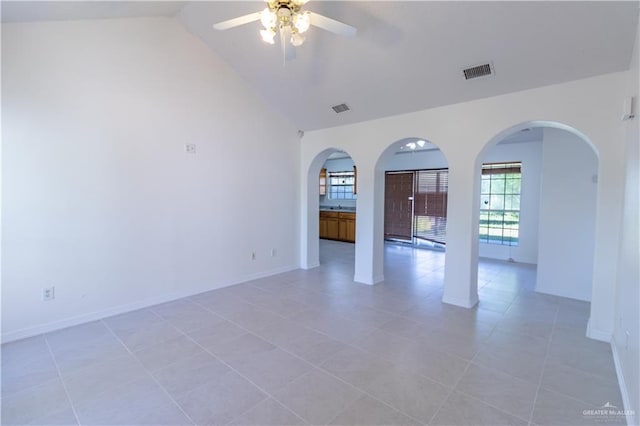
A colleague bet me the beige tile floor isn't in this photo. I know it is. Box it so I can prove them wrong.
[1,240,625,425]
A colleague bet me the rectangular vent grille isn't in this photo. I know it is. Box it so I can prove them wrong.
[463,63,493,80]
[332,103,350,113]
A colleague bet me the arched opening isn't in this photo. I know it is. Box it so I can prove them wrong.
[372,137,450,298]
[303,148,359,284]
[473,121,599,315]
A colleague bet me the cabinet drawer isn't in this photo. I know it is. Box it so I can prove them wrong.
[320,211,339,218]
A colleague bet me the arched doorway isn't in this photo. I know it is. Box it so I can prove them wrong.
[302,148,359,282]
[473,121,599,312]
[373,137,450,296]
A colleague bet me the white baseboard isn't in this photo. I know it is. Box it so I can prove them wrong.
[302,261,320,270]
[611,341,636,426]
[586,318,613,342]
[244,264,299,281]
[442,294,479,309]
[478,255,537,265]
[2,264,299,344]
[353,273,384,285]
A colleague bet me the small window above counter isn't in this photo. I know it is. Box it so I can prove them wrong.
[318,156,357,199]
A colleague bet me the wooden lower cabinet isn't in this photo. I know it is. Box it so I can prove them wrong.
[319,218,328,239]
[326,218,339,239]
[320,211,355,243]
[344,216,356,241]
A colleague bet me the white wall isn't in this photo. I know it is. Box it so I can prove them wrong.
[612,24,639,425]
[301,71,628,337]
[383,149,448,171]
[320,157,356,208]
[1,17,301,342]
[536,129,598,301]
[479,141,542,264]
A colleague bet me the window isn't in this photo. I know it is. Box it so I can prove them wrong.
[479,162,521,246]
[414,169,448,244]
[328,171,357,200]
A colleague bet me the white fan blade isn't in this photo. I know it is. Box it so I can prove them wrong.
[213,12,261,31]
[308,12,356,37]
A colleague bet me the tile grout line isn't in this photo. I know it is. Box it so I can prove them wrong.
[99,318,198,426]
[426,352,475,426]
[187,299,428,426]
[450,388,533,425]
[198,311,423,424]
[42,336,82,426]
[175,326,310,426]
[245,271,431,322]
[424,287,519,426]
[190,273,533,425]
[526,303,560,426]
[0,369,62,404]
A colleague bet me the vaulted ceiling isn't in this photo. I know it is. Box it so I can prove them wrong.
[3,1,639,131]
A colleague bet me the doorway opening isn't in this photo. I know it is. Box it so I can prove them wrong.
[474,123,599,307]
[318,151,357,244]
[373,137,449,287]
[303,148,359,280]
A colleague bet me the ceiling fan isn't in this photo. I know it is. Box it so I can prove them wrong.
[212,0,357,62]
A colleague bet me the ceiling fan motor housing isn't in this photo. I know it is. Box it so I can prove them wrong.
[277,7,292,25]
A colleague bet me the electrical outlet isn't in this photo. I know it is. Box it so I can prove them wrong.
[251,252,256,261]
[271,248,276,257]
[42,286,55,301]
[185,144,196,154]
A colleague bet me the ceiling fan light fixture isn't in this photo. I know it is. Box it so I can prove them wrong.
[294,11,311,33]
[260,8,277,29]
[260,28,276,44]
[212,0,357,63]
[291,32,305,46]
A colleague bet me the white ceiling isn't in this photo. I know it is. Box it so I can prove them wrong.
[1,1,185,22]
[3,1,639,131]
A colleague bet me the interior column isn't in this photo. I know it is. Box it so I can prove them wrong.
[442,160,480,308]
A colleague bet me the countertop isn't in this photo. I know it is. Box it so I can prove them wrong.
[319,206,357,212]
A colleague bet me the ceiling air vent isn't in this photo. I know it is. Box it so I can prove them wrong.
[332,103,350,113]
[463,63,493,80]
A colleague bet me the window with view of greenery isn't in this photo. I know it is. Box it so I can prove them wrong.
[479,162,521,246]
[328,171,357,200]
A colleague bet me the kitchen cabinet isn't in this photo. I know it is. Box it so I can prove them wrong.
[320,211,339,240]
[319,217,328,239]
[340,212,356,242]
[320,211,355,243]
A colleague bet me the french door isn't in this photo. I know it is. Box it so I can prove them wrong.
[384,172,414,240]
[384,169,448,245]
